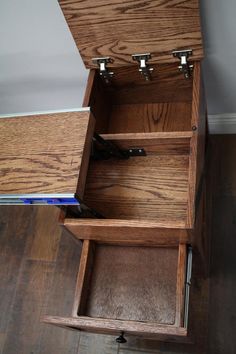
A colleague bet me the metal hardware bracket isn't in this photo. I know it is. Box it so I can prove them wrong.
[116,332,127,344]
[92,133,146,160]
[172,49,193,79]
[92,57,114,84]
[65,196,105,219]
[132,53,154,81]
[184,246,193,328]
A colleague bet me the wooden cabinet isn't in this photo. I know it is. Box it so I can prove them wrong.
[0,0,208,344]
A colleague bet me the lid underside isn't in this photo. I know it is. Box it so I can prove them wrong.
[59,0,203,68]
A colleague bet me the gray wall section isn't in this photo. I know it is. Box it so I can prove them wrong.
[0,0,235,115]
[0,0,88,114]
[201,0,236,115]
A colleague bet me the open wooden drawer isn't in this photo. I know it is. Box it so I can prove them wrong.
[43,240,192,342]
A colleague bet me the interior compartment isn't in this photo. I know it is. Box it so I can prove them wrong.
[76,242,187,327]
[75,62,201,227]
[83,134,191,226]
[85,63,194,134]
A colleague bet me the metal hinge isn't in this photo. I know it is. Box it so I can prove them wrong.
[92,57,114,84]
[132,53,154,81]
[172,49,193,79]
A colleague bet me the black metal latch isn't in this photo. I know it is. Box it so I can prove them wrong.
[91,133,146,160]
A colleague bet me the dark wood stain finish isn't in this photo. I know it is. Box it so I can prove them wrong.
[108,102,192,133]
[84,153,189,225]
[59,0,203,68]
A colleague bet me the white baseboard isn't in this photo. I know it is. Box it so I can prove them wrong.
[208,113,236,134]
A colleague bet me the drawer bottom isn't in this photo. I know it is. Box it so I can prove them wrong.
[43,241,192,341]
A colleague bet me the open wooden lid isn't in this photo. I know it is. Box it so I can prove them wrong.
[0,110,95,202]
[59,0,203,68]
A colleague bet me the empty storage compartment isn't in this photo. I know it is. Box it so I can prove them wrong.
[83,133,192,228]
[43,241,191,340]
[61,62,203,238]
[77,243,182,324]
[85,63,196,135]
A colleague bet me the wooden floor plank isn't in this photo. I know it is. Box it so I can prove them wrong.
[3,260,54,354]
[119,340,164,354]
[108,102,192,134]
[84,154,189,225]
[0,333,6,354]
[26,206,61,262]
[0,254,23,332]
[208,196,236,354]
[214,135,236,197]
[78,332,118,354]
[0,206,35,256]
[38,229,82,354]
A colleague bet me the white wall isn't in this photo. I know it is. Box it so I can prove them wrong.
[0,0,88,114]
[0,0,236,125]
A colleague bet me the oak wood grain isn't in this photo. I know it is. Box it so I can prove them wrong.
[43,315,187,341]
[108,102,192,133]
[64,219,190,245]
[101,132,192,154]
[0,111,95,196]
[72,240,94,317]
[108,63,193,104]
[59,0,203,68]
[84,154,189,226]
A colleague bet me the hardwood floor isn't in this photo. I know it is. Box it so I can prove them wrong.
[0,136,235,354]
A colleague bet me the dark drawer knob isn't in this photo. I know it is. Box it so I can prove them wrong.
[116,332,127,344]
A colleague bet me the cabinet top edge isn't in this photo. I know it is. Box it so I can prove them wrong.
[0,107,90,119]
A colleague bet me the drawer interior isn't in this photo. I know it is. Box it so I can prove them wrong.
[74,241,188,329]
[43,242,191,340]
[85,63,194,135]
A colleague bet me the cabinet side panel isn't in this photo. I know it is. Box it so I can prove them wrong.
[187,62,206,228]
